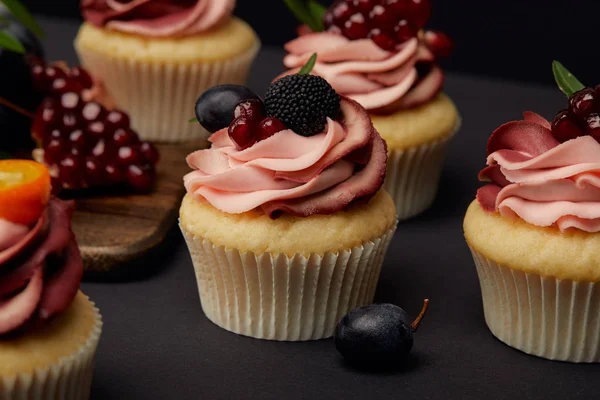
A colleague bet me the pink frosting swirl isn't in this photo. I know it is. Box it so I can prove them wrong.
[81,0,235,37]
[477,113,600,232]
[0,198,83,336]
[184,98,387,218]
[282,32,444,113]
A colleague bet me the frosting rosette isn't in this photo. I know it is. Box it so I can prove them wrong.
[81,0,235,37]
[0,198,83,336]
[282,32,444,113]
[184,98,387,218]
[477,112,600,232]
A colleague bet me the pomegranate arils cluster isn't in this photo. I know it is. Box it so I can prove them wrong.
[228,99,286,150]
[551,86,600,143]
[30,58,159,192]
[324,0,431,50]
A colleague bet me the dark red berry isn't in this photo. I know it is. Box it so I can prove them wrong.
[69,129,86,149]
[353,0,376,13]
[51,78,84,96]
[92,139,114,161]
[369,5,396,27]
[394,19,416,42]
[126,164,156,192]
[84,157,104,185]
[327,25,342,34]
[44,139,66,164]
[61,113,80,131]
[257,117,287,141]
[140,142,160,164]
[569,88,597,119]
[234,99,265,122]
[104,163,124,185]
[70,66,93,89]
[343,13,369,40]
[117,145,145,166]
[87,121,108,138]
[368,28,397,51]
[585,113,600,141]
[551,110,582,143]
[331,1,356,24]
[31,63,49,91]
[61,92,83,112]
[58,155,84,188]
[82,102,106,122]
[409,0,431,29]
[106,110,130,130]
[228,117,256,150]
[424,31,454,59]
[112,128,139,147]
[45,66,67,82]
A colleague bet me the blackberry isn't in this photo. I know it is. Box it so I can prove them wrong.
[264,74,341,137]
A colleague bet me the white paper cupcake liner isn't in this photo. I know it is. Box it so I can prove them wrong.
[181,223,397,341]
[383,122,460,221]
[469,246,600,363]
[0,298,103,399]
[75,41,260,143]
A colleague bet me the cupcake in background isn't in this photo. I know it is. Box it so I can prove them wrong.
[0,160,102,397]
[464,63,600,363]
[181,61,397,341]
[75,0,260,143]
[282,0,460,220]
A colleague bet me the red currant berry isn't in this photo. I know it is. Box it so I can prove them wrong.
[92,139,115,162]
[369,5,396,28]
[61,92,83,112]
[87,121,108,139]
[551,110,582,143]
[257,117,287,142]
[58,155,84,188]
[104,163,125,185]
[344,13,369,40]
[228,117,257,150]
[84,157,104,185]
[112,128,139,147]
[82,102,106,122]
[117,145,145,166]
[569,88,597,119]
[105,110,130,130]
[140,142,160,164]
[44,138,66,164]
[352,0,376,13]
[424,31,454,59]
[70,66,93,89]
[45,66,67,82]
[61,113,81,131]
[369,28,397,51]
[394,19,416,42]
[126,164,156,192]
[331,1,356,24]
[69,129,87,149]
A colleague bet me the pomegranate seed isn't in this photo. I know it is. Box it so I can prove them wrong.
[369,5,396,27]
[353,0,376,13]
[344,13,369,39]
[424,31,454,59]
[113,128,139,147]
[32,100,59,141]
[45,66,67,82]
[31,63,49,91]
[386,0,411,15]
[51,78,84,96]
[586,113,600,141]
[234,99,265,122]
[82,102,106,122]
[61,92,82,112]
[92,139,115,161]
[69,129,87,149]
[117,146,145,166]
[228,117,256,150]
[323,7,335,28]
[126,164,156,192]
[410,0,431,28]
[369,28,397,51]
[327,25,342,34]
[46,129,63,141]
[58,155,84,187]
[105,110,130,130]
[44,139,66,164]
[394,19,416,42]
[569,88,597,119]
[331,1,356,24]
[84,157,104,185]
[551,110,582,143]
[87,121,108,138]
[104,163,125,185]
[257,117,287,141]
[140,142,160,164]
[61,113,81,131]
[70,66,93,89]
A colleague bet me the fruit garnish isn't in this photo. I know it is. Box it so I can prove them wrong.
[0,160,50,225]
[265,56,340,137]
[194,85,262,133]
[335,299,429,364]
[550,62,600,143]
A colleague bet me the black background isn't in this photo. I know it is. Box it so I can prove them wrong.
[21,0,600,86]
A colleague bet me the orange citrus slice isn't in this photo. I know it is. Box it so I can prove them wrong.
[0,160,51,226]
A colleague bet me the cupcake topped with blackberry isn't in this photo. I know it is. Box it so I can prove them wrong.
[464,62,600,363]
[180,62,397,341]
[281,0,460,220]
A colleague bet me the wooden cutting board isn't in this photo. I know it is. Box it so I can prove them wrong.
[67,140,206,276]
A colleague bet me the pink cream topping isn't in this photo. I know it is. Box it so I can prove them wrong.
[282,32,444,113]
[81,0,235,37]
[0,198,83,336]
[477,113,600,232]
[184,98,387,218]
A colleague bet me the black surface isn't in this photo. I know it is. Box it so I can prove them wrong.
[35,17,600,400]
[20,0,600,86]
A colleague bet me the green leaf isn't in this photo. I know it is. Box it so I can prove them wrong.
[307,0,326,32]
[1,0,44,38]
[189,117,199,123]
[284,0,321,32]
[0,151,11,160]
[552,61,585,97]
[298,53,317,75]
[0,31,24,53]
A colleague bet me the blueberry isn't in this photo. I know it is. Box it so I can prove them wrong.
[194,85,261,133]
[334,300,429,364]
[0,8,44,151]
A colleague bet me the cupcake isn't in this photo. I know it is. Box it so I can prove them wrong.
[0,160,102,397]
[464,63,600,363]
[181,65,397,341]
[281,0,460,220]
[75,0,260,142]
